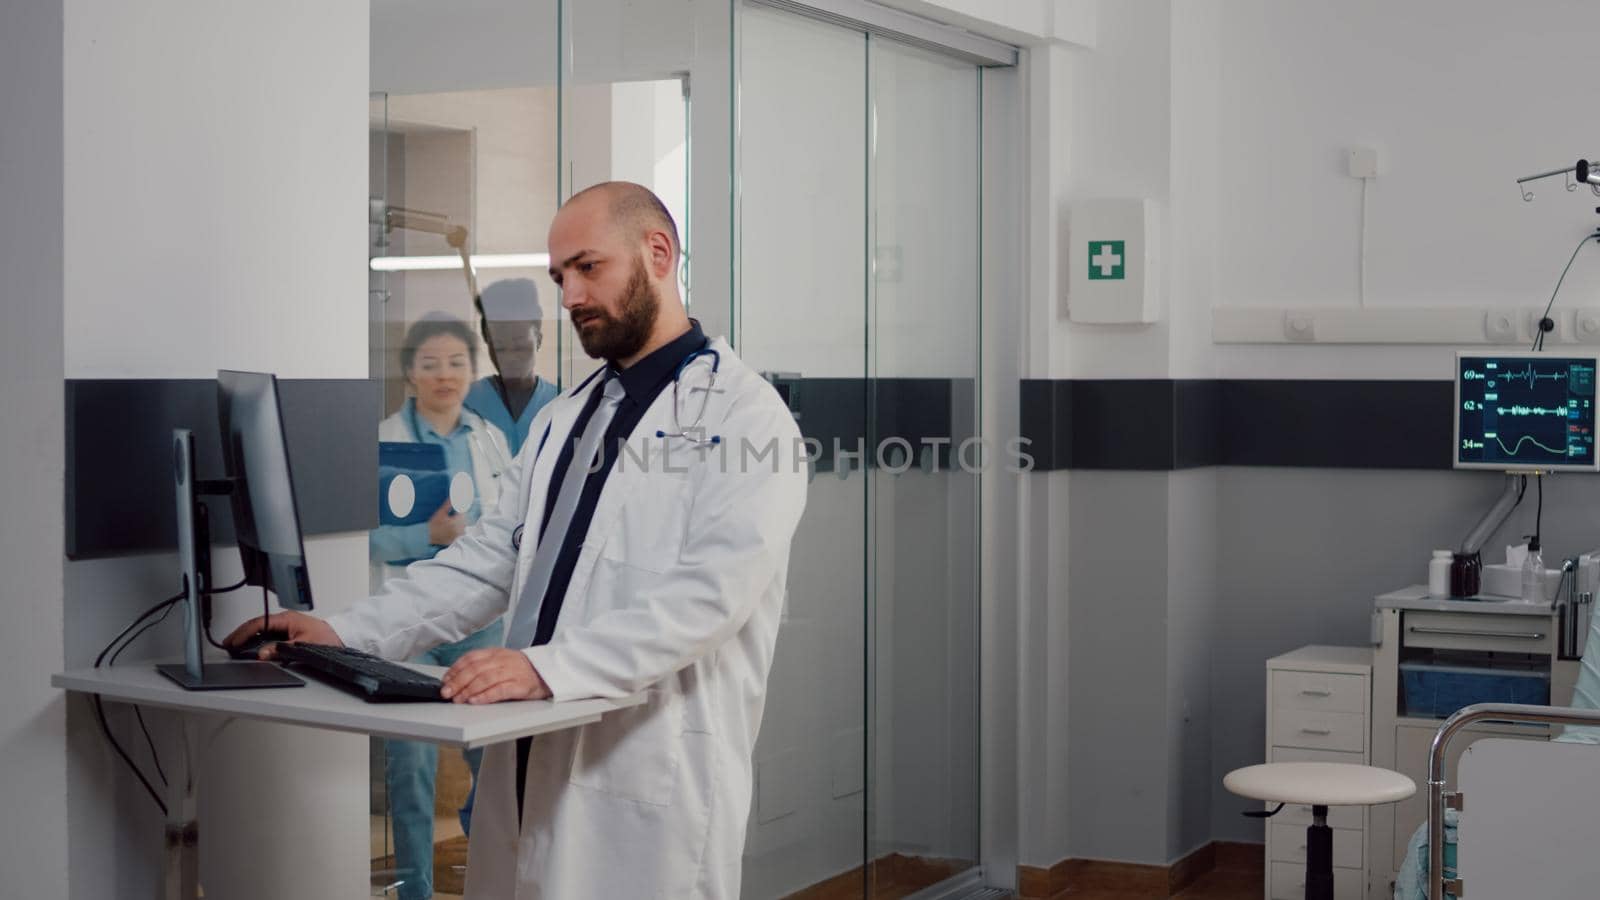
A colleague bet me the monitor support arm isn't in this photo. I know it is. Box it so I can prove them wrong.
[1458,473,1526,556]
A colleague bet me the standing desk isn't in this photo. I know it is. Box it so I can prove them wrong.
[54,662,644,899]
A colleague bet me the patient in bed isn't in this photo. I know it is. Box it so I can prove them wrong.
[1392,609,1600,899]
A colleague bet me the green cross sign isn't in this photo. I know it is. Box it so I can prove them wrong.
[1088,241,1125,280]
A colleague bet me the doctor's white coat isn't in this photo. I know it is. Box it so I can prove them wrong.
[327,336,807,899]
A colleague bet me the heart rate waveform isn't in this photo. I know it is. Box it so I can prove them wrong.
[1495,363,1570,388]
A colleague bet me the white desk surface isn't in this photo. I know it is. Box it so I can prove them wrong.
[54,662,645,749]
[1374,584,1554,616]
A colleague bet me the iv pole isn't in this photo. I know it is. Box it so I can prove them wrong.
[1514,157,1600,202]
[1457,157,1600,566]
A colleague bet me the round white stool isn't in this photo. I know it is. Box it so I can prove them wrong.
[1224,762,1415,900]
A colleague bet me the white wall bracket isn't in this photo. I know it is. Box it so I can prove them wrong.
[1213,306,1600,345]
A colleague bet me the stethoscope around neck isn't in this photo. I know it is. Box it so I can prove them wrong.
[405,401,510,479]
[655,345,723,446]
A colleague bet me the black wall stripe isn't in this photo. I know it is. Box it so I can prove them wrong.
[71,376,1413,557]
[66,378,380,559]
[1020,379,1455,471]
[766,376,972,472]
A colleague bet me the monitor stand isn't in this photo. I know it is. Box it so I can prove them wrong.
[155,659,303,690]
[156,429,303,692]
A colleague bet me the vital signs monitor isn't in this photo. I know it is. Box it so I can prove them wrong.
[1455,351,1600,471]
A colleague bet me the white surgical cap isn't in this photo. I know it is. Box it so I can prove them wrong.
[479,278,543,323]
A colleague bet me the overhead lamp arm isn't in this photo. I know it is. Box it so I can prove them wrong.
[370,200,479,301]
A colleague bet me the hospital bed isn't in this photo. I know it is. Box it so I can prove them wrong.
[1394,604,1600,900]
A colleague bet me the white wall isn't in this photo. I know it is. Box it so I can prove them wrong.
[1165,0,1221,380]
[1055,0,1173,379]
[0,2,69,896]
[1201,0,1600,379]
[63,1,369,380]
[882,0,1056,47]
[1039,0,1220,868]
[58,2,372,897]
[1164,0,1600,846]
[371,0,559,95]
[1211,0,1600,312]
[1031,0,1600,869]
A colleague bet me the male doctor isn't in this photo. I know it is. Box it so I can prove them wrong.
[227,181,807,898]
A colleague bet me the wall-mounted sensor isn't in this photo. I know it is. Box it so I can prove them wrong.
[1347,146,1382,179]
[1484,311,1518,343]
[1575,309,1600,344]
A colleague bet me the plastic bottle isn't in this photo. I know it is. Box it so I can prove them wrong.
[1428,550,1452,597]
[1522,537,1545,604]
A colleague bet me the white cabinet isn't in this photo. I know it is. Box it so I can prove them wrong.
[1265,646,1373,900]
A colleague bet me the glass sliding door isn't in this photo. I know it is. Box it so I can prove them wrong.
[736,3,985,897]
[556,0,694,386]
[736,6,871,898]
[865,34,983,895]
[557,0,734,381]
[365,2,993,897]
[368,3,561,896]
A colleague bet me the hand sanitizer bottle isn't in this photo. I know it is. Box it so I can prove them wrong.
[1522,537,1545,604]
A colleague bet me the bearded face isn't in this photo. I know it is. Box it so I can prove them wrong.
[571,253,660,362]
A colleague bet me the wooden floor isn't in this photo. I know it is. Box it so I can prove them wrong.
[431,866,1258,900]
[399,842,1262,900]
[1060,863,1259,899]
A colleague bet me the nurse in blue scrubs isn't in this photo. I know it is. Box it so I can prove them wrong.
[465,278,559,456]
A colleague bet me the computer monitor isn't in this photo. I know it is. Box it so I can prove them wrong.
[1455,351,1600,472]
[155,371,312,690]
[217,370,315,611]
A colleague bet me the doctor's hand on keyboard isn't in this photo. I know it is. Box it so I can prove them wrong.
[440,648,552,704]
[222,611,343,661]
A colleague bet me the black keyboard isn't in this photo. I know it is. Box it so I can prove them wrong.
[274,643,446,703]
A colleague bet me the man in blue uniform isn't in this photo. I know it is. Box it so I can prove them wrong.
[466,278,560,456]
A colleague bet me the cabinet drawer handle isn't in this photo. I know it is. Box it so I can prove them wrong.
[1299,728,1333,736]
[1299,689,1332,697]
[1409,626,1545,640]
